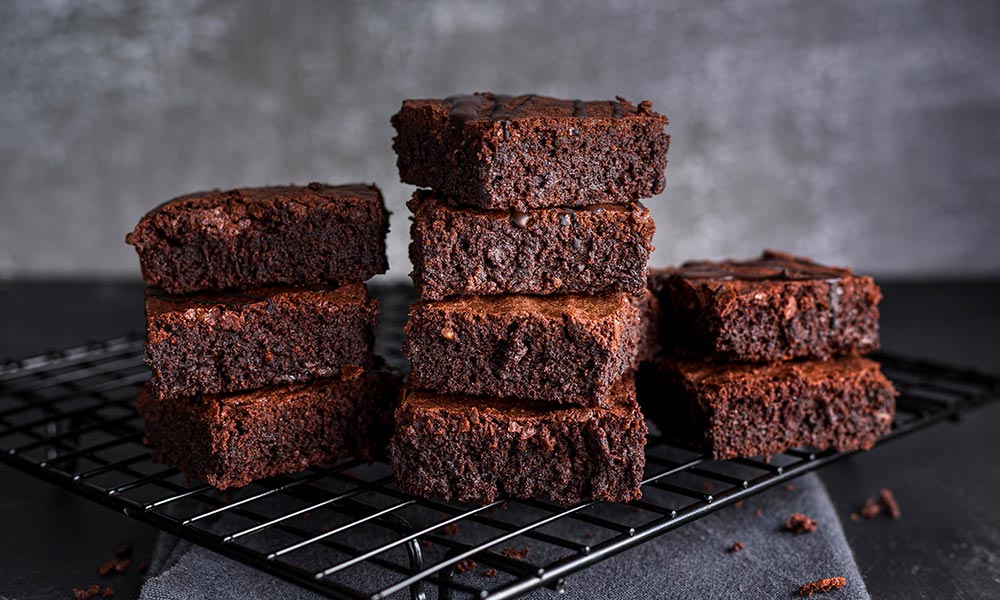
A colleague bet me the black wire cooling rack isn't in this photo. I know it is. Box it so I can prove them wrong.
[1,325,998,599]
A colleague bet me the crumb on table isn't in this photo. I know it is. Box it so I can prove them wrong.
[798,576,847,596]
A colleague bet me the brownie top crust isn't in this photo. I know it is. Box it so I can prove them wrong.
[144,283,369,318]
[126,182,385,248]
[401,374,638,420]
[669,250,852,283]
[407,191,639,219]
[664,355,890,388]
[416,291,634,322]
[402,93,668,124]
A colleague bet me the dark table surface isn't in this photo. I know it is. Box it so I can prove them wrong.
[1,280,998,600]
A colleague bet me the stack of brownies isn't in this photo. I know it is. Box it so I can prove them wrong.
[388,93,670,504]
[640,250,897,459]
[126,183,397,489]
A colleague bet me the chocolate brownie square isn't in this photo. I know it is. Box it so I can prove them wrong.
[144,283,377,400]
[403,292,641,406]
[637,356,896,460]
[650,250,882,361]
[389,376,646,505]
[126,183,389,293]
[408,191,654,300]
[136,362,400,490]
[392,93,669,210]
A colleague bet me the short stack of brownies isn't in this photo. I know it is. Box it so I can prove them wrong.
[126,183,397,489]
[640,250,897,459]
[388,93,670,504]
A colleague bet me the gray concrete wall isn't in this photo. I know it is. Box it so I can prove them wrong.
[1,0,998,280]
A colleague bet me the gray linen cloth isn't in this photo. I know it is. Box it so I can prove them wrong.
[140,473,868,599]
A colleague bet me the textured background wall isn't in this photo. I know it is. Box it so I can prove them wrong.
[1,0,998,280]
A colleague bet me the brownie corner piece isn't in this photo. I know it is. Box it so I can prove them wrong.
[403,292,642,405]
[126,183,389,293]
[652,250,882,361]
[408,191,655,299]
[137,362,401,490]
[392,93,669,210]
[144,283,377,400]
[637,355,896,460]
[389,376,646,505]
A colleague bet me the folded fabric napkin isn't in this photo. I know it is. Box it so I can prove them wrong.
[141,473,868,599]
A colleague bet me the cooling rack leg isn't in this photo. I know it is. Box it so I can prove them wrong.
[436,548,463,600]
[380,512,426,600]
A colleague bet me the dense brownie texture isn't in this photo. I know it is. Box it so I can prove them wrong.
[392,93,670,210]
[389,376,646,505]
[408,191,654,300]
[144,283,377,400]
[403,292,641,406]
[650,250,882,362]
[634,289,660,366]
[137,363,400,490]
[637,356,896,460]
[126,183,389,293]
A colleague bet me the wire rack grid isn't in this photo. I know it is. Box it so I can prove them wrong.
[1,315,998,598]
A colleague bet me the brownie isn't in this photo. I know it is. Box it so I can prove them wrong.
[392,93,670,210]
[650,250,882,362]
[136,362,400,490]
[408,191,654,300]
[144,283,377,400]
[126,183,389,294]
[403,292,641,406]
[389,376,646,504]
[637,356,897,460]
[634,288,660,366]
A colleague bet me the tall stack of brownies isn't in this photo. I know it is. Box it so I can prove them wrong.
[388,93,670,504]
[126,183,397,489]
[640,250,897,459]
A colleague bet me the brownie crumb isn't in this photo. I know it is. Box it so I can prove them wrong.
[101,588,115,598]
[880,488,902,519]
[485,568,498,577]
[786,483,795,492]
[437,523,459,537]
[72,585,101,600]
[786,513,819,533]
[729,541,746,554]
[798,576,847,596]
[849,513,860,522]
[98,557,130,577]
[859,497,883,519]
[501,547,530,561]
[702,482,714,493]
[138,560,150,574]
[755,509,764,518]
[455,559,477,574]
[732,500,745,509]
[340,364,364,381]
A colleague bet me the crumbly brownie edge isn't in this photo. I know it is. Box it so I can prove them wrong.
[638,358,897,459]
[403,294,641,405]
[144,285,377,400]
[389,380,647,505]
[408,193,654,300]
[653,264,882,362]
[137,365,401,489]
